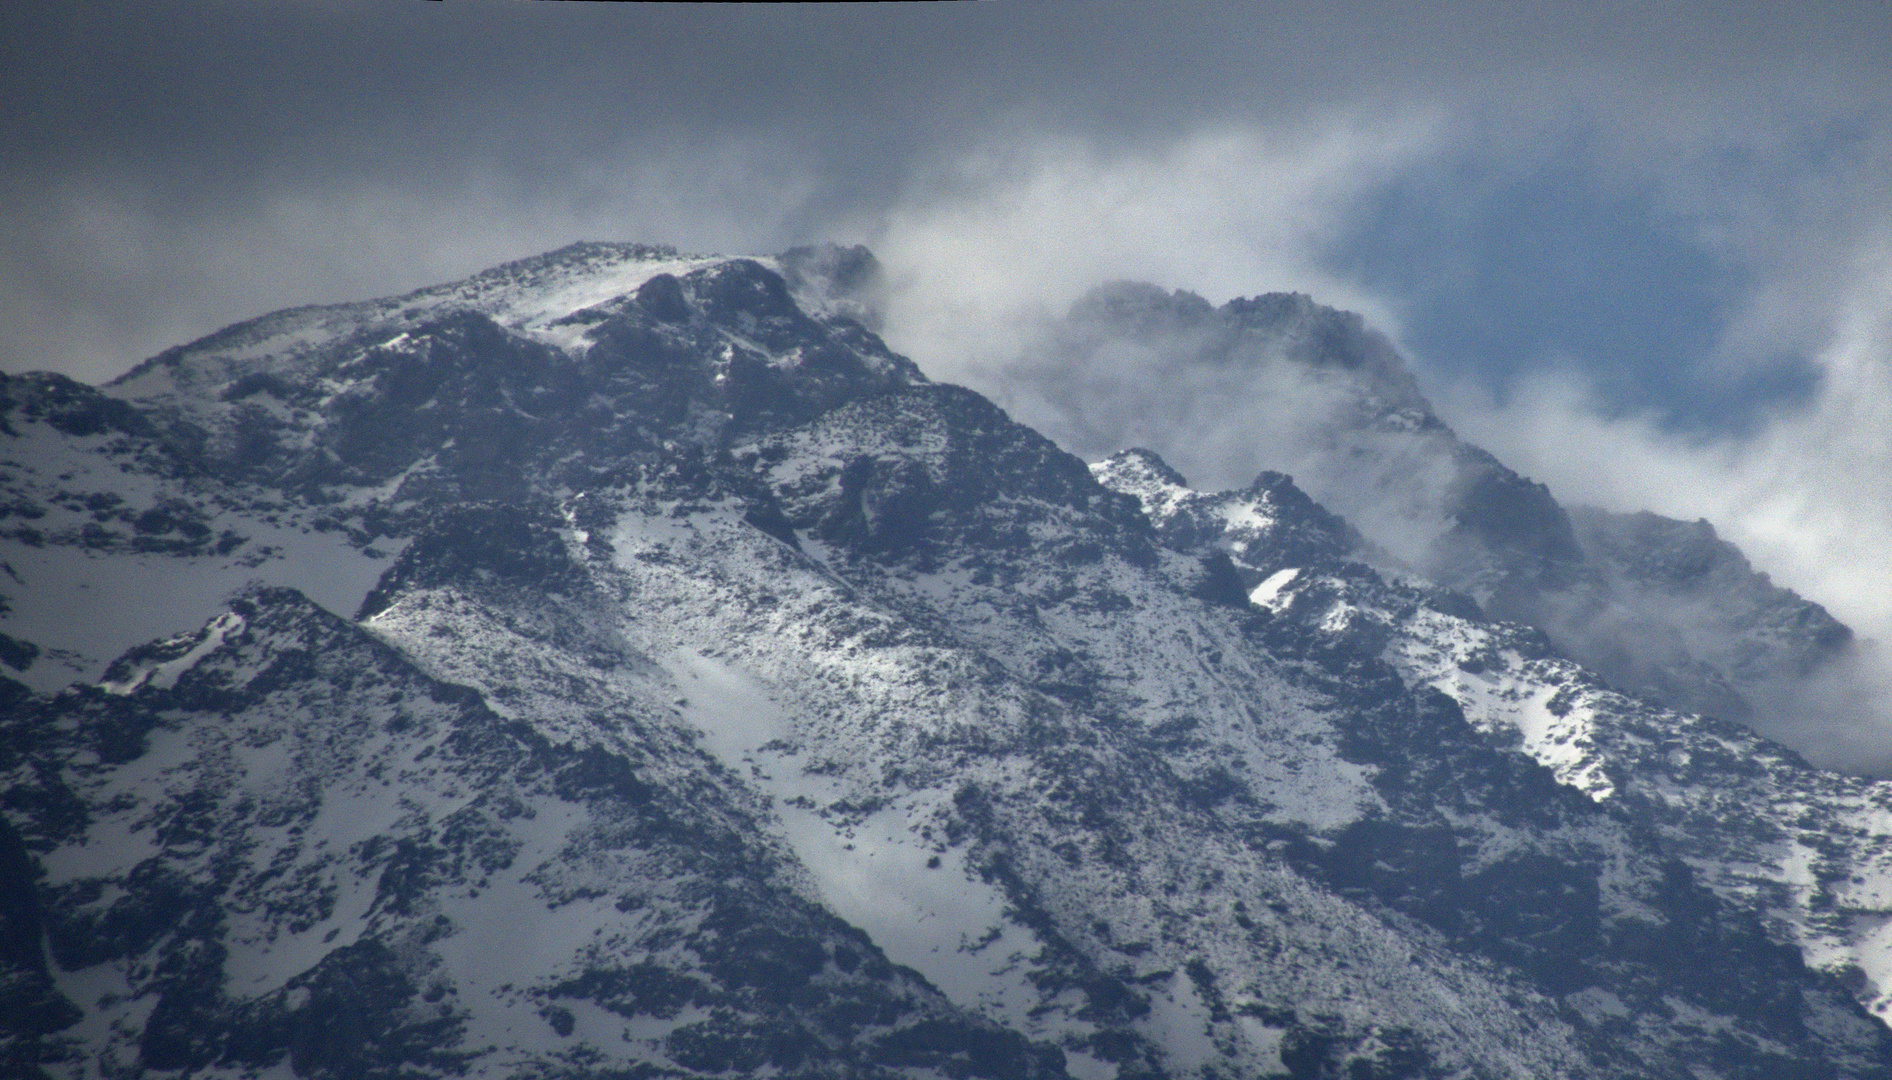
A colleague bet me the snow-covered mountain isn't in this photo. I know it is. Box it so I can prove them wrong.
[5,241,1892,1078]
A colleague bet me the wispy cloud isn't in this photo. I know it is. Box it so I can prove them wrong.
[1431,233,1892,770]
[1439,232,1892,643]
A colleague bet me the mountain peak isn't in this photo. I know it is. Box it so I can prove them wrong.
[778,242,888,331]
[1091,446,1191,491]
[1094,452,1363,584]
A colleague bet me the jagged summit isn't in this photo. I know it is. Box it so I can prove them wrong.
[1086,445,1191,498]
[1063,282,1432,413]
[108,242,707,398]
[105,243,899,409]
[100,251,924,495]
[778,242,889,331]
[1092,448,1362,587]
[1065,281,1218,338]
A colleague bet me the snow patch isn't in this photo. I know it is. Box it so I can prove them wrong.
[101,611,245,695]
[1250,568,1299,607]
[666,648,1070,1036]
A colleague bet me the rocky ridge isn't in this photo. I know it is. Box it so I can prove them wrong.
[1096,447,1892,1028]
[1030,281,1854,734]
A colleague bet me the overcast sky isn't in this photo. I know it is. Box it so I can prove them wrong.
[5,0,1892,748]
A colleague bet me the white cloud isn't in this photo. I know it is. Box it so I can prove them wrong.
[1434,233,1892,771]
[1439,234,1892,644]
[869,116,1439,395]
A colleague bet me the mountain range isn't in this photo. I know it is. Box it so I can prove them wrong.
[4,241,1891,1079]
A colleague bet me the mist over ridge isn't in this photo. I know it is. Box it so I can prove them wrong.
[869,265,1884,776]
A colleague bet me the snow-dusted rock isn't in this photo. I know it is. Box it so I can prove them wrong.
[1097,446,1892,1055]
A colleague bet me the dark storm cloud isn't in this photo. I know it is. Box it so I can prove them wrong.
[6,0,1891,379]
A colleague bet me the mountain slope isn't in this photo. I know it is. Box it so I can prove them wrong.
[1095,447,1892,1033]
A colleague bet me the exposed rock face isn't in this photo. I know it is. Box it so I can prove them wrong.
[3,242,1891,1078]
